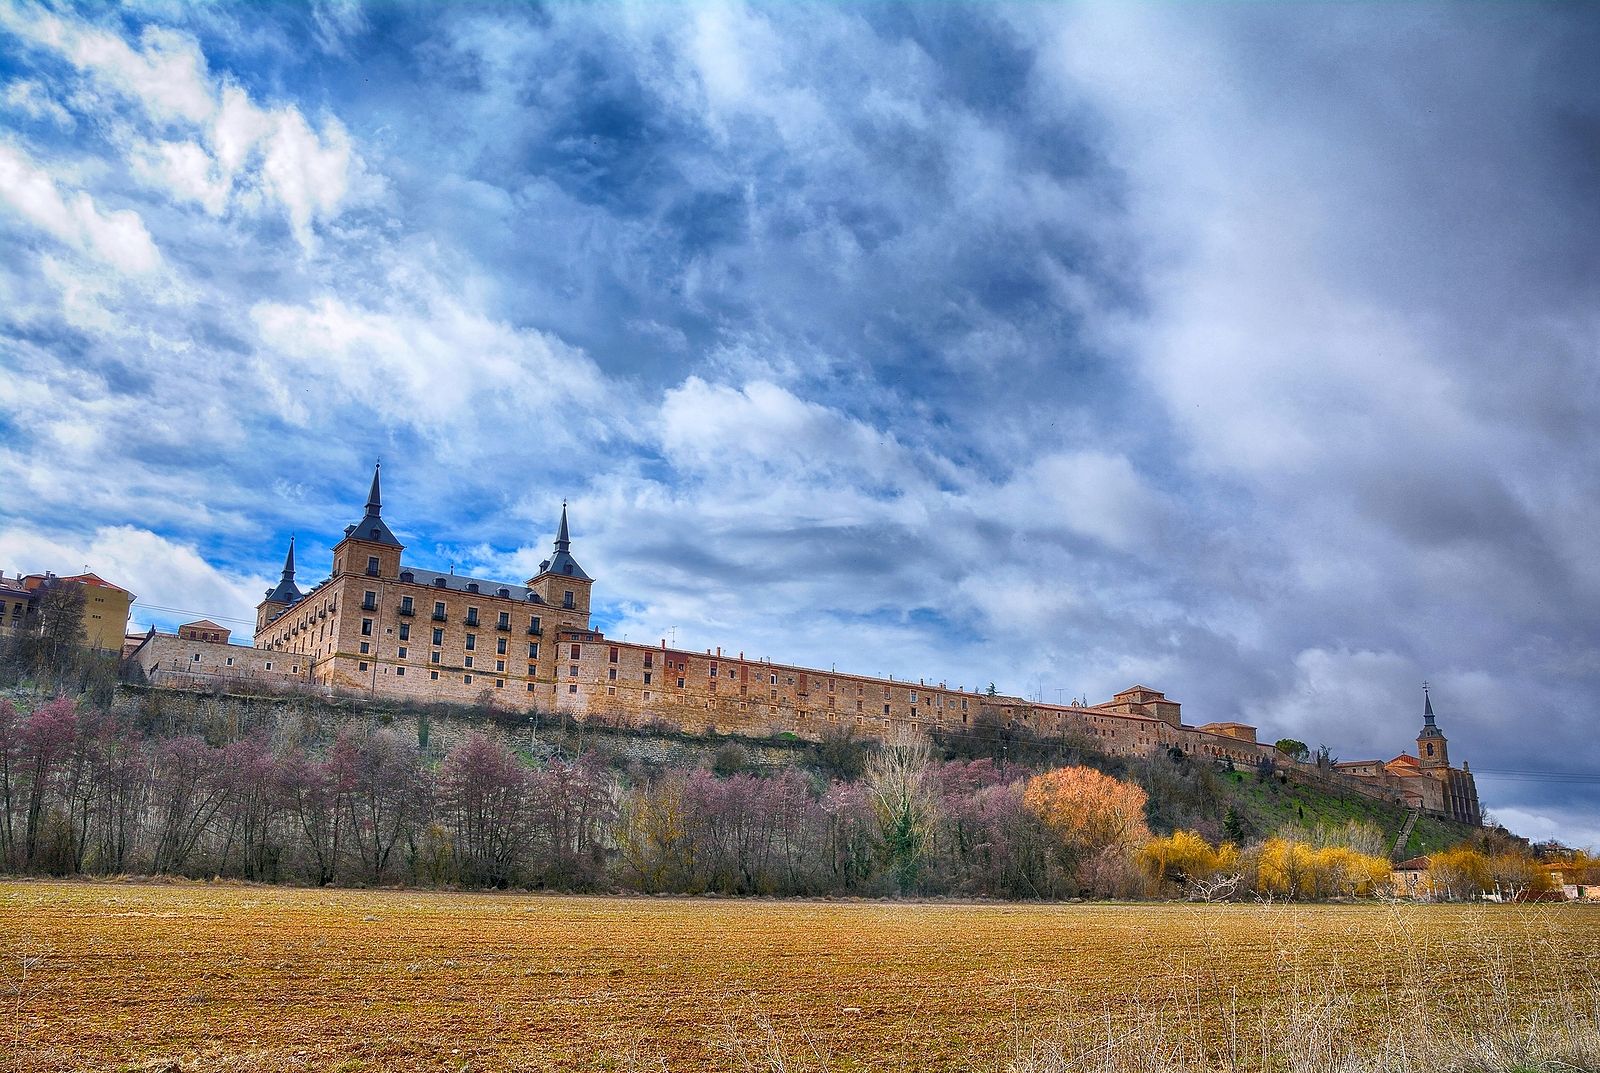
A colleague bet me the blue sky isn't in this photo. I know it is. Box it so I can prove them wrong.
[1,2,1597,844]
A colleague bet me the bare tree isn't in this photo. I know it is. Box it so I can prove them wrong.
[149,736,230,874]
[341,728,429,884]
[29,580,85,684]
[435,734,530,887]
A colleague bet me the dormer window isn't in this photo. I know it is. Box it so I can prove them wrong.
[400,571,414,583]
[466,583,479,594]
[433,577,446,587]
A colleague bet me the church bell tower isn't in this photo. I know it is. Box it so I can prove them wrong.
[1416,683,1449,770]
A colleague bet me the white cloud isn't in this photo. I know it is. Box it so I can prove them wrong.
[1,78,74,127]
[249,287,613,446]
[1487,806,1600,853]
[2,3,368,251]
[0,142,161,273]
[311,0,366,55]
[128,137,230,215]
[1240,647,1444,759]
[979,451,1169,554]
[659,377,916,487]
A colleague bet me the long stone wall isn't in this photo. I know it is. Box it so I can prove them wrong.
[127,629,1436,818]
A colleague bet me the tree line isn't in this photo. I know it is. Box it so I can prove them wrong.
[0,693,1557,900]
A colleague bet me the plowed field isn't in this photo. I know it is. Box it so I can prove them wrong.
[3,881,1596,1072]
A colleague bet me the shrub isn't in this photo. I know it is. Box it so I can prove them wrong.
[1138,830,1240,893]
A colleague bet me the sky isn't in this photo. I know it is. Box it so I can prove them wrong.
[1,2,1596,844]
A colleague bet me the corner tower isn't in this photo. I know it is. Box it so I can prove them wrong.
[332,462,404,580]
[1417,683,1449,770]
[527,503,593,627]
[255,537,302,632]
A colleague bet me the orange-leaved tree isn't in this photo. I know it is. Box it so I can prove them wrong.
[1023,766,1150,894]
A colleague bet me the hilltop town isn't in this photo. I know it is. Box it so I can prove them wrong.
[10,464,1482,833]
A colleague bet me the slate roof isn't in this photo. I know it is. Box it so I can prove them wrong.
[263,537,303,605]
[397,569,546,604]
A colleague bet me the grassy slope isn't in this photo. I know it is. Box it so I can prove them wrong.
[1220,767,1476,857]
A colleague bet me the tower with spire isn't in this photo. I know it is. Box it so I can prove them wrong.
[255,536,303,632]
[1416,682,1449,770]
[332,462,404,580]
[527,502,593,626]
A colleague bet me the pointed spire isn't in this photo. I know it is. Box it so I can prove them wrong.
[338,460,402,548]
[263,535,304,606]
[1418,681,1444,740]
[534,500,590,582]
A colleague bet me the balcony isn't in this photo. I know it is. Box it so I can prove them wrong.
[465,616,480,628]
[397,605,414,616]
[526,624,543,636]
[431,611,447,622]
[496,620,511,632]
[361,600,378,612]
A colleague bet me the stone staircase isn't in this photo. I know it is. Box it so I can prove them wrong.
[1392,807,1422,860]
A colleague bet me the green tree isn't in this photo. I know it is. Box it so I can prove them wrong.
[1224,804,1249,844]
[1274,738,1310,762]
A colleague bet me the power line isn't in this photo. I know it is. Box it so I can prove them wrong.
[1468,769,1600,784]
[131,601,256,627]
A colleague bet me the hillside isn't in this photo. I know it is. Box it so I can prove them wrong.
[111,681,1484,860]
[1219,767,1477,859]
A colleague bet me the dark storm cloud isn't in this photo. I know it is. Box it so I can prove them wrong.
[1,1,1596,841]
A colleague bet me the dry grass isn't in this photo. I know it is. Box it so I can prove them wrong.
[2,881,1597,1072]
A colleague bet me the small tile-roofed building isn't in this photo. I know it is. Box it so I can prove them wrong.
[178,619,231,645]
